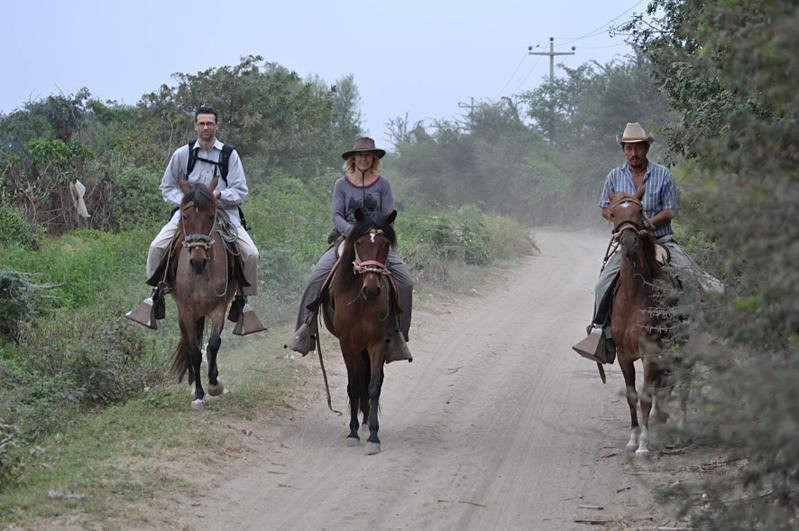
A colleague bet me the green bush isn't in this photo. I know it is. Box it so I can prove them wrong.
[0,269,57,342]
[0,204,36,248]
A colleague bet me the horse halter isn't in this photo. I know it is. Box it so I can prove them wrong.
[610,197,649,239]
[180,201,217,252]
[353,228,390,275]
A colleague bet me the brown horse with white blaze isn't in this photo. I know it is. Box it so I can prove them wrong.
[322,208,398,455]
[607,188,672,457]
[169,176,237,409]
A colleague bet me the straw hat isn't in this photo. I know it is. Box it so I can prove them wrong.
[341,137,386,160]
[616,122,655,145]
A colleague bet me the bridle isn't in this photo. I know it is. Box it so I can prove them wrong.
[610,197,649,240]
[352,228,390,276]
[180,201,217,253]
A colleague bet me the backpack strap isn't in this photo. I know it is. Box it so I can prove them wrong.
[186,139,199,178]
[219,144,234,182]
[185,141,235,185]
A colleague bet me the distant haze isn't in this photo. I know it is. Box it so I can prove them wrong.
[2,0,641,145]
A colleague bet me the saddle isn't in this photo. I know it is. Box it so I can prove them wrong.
[146,218,249,291]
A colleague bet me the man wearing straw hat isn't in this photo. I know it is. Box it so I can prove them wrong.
[579,122,721,364]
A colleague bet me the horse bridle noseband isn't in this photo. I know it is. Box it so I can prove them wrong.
[353,228,390,276]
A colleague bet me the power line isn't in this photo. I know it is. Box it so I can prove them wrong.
[556,0,646,46]
[513,55,543,94]
[494,52,528,99]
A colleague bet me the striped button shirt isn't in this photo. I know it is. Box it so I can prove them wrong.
[598,161,678,238]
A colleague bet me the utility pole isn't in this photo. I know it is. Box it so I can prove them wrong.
[458,97,475,120]
[528,37,576,83]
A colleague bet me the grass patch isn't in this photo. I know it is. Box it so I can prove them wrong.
[0,325,306,528]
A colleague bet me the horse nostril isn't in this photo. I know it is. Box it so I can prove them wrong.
[362,285,380,299]
[190,258,207,273]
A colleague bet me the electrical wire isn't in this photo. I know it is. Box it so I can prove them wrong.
[557,0,646,46]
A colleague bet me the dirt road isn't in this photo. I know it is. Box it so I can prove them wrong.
[184,228,670,530]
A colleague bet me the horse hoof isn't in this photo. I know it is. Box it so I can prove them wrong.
[207,381,224,396]
[635,448,650,459]
[346,437,360,447]
[191,399,204,410]
[366,442,381,455]
[625,442,638,453]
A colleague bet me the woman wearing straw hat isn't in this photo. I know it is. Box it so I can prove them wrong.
[286,137,413,358]
[582,122,722,364]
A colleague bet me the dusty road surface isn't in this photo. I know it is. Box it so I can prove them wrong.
[183,228,675,530]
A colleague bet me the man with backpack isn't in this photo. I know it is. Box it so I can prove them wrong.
[127,106,262,333]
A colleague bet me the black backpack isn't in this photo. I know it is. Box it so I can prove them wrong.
[185,140,249,230]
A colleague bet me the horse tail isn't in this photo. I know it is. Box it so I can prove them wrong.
[169,337,191,383]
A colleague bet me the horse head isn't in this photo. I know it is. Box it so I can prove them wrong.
[608,188,650,260]
[179,176,219,274]
[346,208,397,300]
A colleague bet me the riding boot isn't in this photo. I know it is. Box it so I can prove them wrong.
[152,286,166,320]
[284,319,317,356]
[602,325,617,364]
[227,293,246,323]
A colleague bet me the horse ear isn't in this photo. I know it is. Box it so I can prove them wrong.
[635,186,646,201]
[385,210,397,224]
[354,208,364,222]
[607,190,617,204]
[179,179,191,194]
[209,175,219,193]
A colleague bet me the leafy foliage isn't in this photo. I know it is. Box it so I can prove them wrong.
[625,0,799,526]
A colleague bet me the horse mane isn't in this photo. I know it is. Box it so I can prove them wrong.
[337,211,397,292]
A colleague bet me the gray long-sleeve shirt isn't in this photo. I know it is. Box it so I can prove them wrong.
[332,175,395,236]
[160,138,248,226]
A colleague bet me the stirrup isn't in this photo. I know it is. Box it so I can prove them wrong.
[572,328,609,364]
[232,304,267,336]
[384,329,413,364]
[125,297,158,330]
[284,321,315,356]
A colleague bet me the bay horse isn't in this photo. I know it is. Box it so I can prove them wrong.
[322,208,398,455]
[607,188,673,457]
[168,176,237,409]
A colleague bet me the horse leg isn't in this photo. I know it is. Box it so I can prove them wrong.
[206,308,225,397]
[637,359,657,457]
[343,350,361,446]
[366,347,384,455]
[180,317,205,409]
[359,349,370,430]
[618,356,639,452]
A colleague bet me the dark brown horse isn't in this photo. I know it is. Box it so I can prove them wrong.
[169,177,237,409]
[322,208,398,454]
[607,188,672,457]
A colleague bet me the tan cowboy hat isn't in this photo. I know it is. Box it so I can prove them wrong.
[341,136,386,160]
[616,122,655,145]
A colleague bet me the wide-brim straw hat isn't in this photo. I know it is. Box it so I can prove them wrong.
[341,136,386,160]
[616,122,655,145]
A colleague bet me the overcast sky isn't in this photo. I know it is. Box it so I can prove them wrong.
[2,0,645,147]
